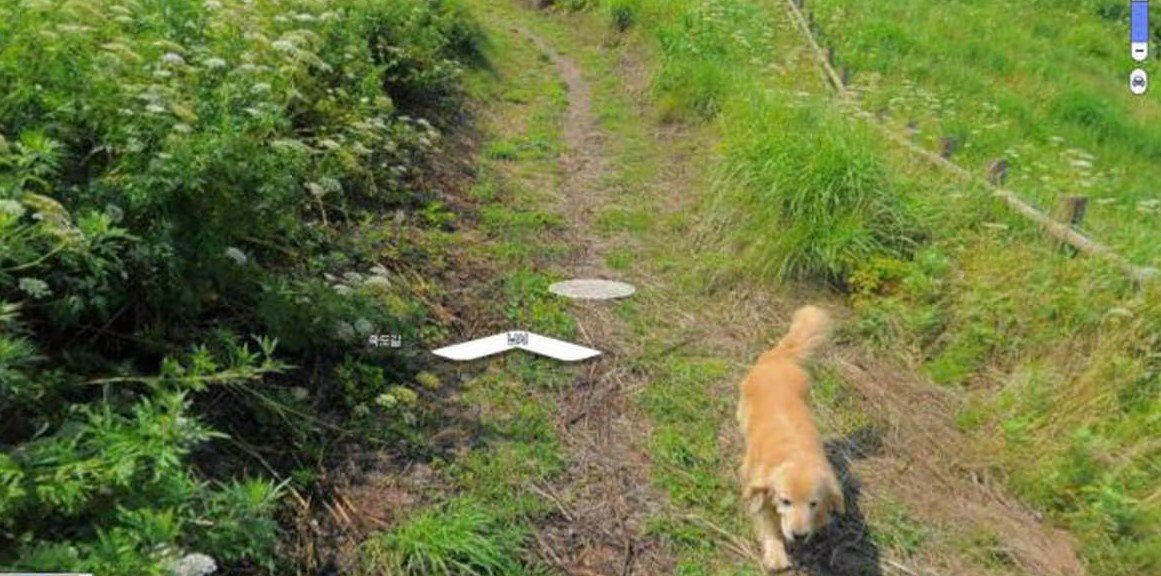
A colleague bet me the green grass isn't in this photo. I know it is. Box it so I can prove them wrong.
[639,354,752,574]
[604,247,635,271]
[360,498,529,576]
[867,500,929,559]
[808,0,1161,267]
[594,206,653,233]
[706,95,922,284]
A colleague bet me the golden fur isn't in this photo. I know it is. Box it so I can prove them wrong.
[737,305,844,572]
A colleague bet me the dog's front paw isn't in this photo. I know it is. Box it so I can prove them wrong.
[761,545,791,573]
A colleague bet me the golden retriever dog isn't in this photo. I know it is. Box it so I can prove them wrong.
[737,305,844,572]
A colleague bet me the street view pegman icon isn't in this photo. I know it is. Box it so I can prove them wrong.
[431,330,601,362]
[1130,68,1148,95]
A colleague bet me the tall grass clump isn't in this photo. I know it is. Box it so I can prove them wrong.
[359,498,527,576]
[1,0,484,571]
[705,96,921,285]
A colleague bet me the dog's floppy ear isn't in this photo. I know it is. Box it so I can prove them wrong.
[742,483,768,515]
[825,472,846,516]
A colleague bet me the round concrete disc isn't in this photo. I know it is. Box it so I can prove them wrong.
[549,278,636,300]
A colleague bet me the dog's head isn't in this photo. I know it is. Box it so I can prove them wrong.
[744,462,845,543]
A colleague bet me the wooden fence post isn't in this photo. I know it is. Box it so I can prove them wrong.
[1057,196,1088,228]
[939,136,959,159]
[1055,195,1089,256]
[986,158,1008,186]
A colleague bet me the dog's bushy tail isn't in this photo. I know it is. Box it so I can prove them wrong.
[769,305,832,362]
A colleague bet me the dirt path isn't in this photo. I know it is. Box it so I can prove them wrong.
[517,29,674,576]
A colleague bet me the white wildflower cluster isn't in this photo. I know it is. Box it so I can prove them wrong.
[325,265,392,322]
[271,40,296,54]
[139,85,172,116]
[18,277,52,299]
[376,385,418,410]
[161,52,187,66]
[1063,148,1096,171]
[329,268,397,339]
[0,199,26,218]
[312,177,342,197]
[334,316,374,342]
[171,552,217,576]
[234,63,261,75]
[1060,148,1099,189]
[224,246,248,265]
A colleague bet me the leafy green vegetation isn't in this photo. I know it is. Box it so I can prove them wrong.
[1,0,486,571]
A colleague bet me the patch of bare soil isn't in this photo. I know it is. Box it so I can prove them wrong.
[829,352,1085,576]
[515,28,676,576]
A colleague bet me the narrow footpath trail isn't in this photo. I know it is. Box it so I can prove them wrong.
[511,23,676,576]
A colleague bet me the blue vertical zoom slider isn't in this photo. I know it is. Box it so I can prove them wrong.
[1132,1,1149,42]
[1132,1,1149,62]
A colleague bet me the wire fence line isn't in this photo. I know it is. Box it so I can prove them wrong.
[781,0,1159,285]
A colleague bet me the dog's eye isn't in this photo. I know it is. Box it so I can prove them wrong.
[779,498,792,507]
[809,501,819,508]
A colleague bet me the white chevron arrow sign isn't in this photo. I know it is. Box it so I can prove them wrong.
[431,330,601,362]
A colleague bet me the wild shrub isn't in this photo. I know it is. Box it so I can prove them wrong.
[1,0,484,571]
[0,0,479,331]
